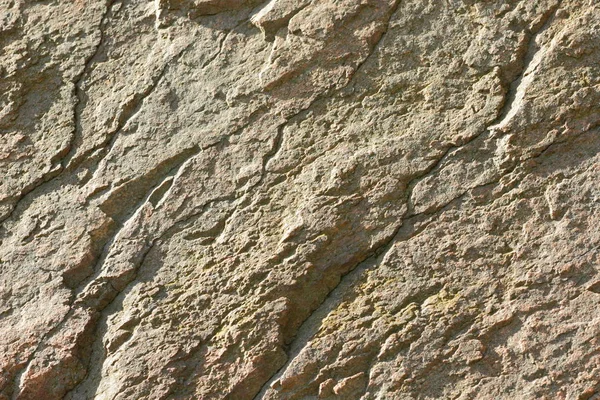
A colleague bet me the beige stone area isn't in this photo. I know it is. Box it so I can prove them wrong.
[0,0,598,399]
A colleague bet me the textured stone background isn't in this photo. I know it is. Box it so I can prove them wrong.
[0,0,599,399]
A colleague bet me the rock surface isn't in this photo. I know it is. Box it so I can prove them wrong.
[0,0,599,399]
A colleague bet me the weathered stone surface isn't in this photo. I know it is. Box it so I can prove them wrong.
[0,0,598,399]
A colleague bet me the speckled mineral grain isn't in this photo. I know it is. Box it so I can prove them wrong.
[0,0,599,399]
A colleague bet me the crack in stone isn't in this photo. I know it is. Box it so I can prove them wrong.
[6,3,575,398]
[63,0,119,171]
[62,240,159,400]
[62,134,275,396]
[87,148,201,279]
[405,6,561,209]
[62,181,256,398]
[71,90,350,398]
[199,19,249,70]
[8,145,202,399]
[252,3,409,399]
[489,2,561,132]
[346,0,403,84]
[80,40,196,187]
[251,7,569,394]
[245,0,404,196]
[9,309,70,400]
[5,3,117,394]
[254,104,597,400]
[0,1,116,229]
[5,0,595,398]
[251,0,312,40]
[252,221,407,399]
[0,2,192,230]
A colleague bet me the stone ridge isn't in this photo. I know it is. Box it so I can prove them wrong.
[0,0,598,399]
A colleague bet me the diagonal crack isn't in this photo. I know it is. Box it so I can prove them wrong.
[63,0,119,171]
[252,218,406,399]
[199,19,247,70]
[73,41,395,393]
[82,40,196,185]
[253,119,589,399]
[4,2,567,397]
[252,3,408,399]
[0,1,116,229]
[403,4,561,208]
[61,130,277,397]
[255,91,599,400]
[6,4,117,393]
[9,145,202,399]
[345,0,403,83]
[0,7,194,231]
[245,0,404,200]
[6,2,416,398]
[60,239,158,400]
[489,2,561,132]
[252,6,565,396]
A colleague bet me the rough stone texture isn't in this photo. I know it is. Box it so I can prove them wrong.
[0,0,599,399]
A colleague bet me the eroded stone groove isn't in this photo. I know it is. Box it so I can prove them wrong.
[67,0,121,170]
[0,1,114,226]
[1,0,599,399]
